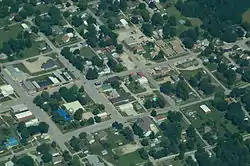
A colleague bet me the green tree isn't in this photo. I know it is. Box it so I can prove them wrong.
[41,152,52,163]
[74,108,84,121]
[38,122,49,133]
[141,23,153,37]
[138,148,149,160]
[86,68,99,80]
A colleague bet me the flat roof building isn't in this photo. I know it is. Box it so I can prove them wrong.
[200,105,212,113]
[15,111,33,121]
[11,104,28,113]
[0,85,14,97]
[5,65,28,82]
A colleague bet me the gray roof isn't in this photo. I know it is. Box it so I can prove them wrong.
[6,65,27,81]
[86,155,105,166]
[137,116,153,132]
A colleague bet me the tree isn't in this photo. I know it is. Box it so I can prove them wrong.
[116,44,123,54]
[141,138,149,146]
[138,148,149,160]
[79,132,87,139]
[36,143,50,154]
[63,150,72,161]
[41,152,52,163]
[151,110,157,117]
[87,117,95,125]
[132,123,144,138]
[86,68,98,80]
[73,108,83,121]
[110,80,120,89]
[160,81,174,95]
[151,13,163,26]
[15,155,35,166]
[186,126,196,138]
[168,16,177,26]
[38,122,49,133]
[30,26,38,33]
[72,15,83,27]
[94,116,101,123]
[51,141,57,148]
[176,80,189,100]
[69,156,81,166]
[141,23,153,37]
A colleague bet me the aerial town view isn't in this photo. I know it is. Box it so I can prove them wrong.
[0,0,250,166]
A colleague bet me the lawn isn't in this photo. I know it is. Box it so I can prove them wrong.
[80,47,97,60]
[126,82,146,94]
[0,24,22,47]
[242,8,250,23]
[182,102,239,137]
[117,150,146,166]
[180,68,204,80]
[188,17,202,27]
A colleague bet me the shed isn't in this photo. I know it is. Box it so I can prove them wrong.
[120,19,128,26]
[200,105,211,113]
[25,118,39,127]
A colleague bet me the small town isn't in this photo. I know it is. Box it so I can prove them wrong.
[0,0,250,166]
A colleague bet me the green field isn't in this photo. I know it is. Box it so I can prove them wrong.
[117,150,146,166]
[0,24,22,47]
[80,47,97,59]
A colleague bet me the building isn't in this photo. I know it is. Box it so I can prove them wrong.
[41,59,57,70]
[86,155,105,166]
[86,134,95,144]
[51,149,60,157]
[56,109,71,121]
[48,76,60,84]
[5,160,14,166]
[51,26,63,35]
[118,103,137,116]
[38,41,47,51]
[120,19,129,27]
[97,131,108,141]
[52,156,63,165]
[11,104,28,113]
[101,84,113,92]
[62,33,74,43]
[5,137,19,148]
[5,65,28,82]
[25,118,39,127]
[21,23,31,33]
[63,100,85,114]
[23,81,36,94]
[136,116,158,137]
[200,104,211,113]
[0,85,14,97]
[97,112,108,119]
[15,111,33,121]
[137,76,148,86]
[53,70,66,83]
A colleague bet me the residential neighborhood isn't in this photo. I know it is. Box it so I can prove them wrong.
[0,0,250,166]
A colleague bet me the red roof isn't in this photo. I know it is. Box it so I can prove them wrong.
[137,72,144,77]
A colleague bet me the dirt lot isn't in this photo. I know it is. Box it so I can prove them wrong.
[116,143,141,155]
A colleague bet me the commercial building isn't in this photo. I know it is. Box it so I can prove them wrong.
[11,104,28,113]
[63,101,85,114]
[0,85,14,97]
[15,111,33,121]
[5,65,28,82]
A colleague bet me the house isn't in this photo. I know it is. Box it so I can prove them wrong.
[38,41,47,51]
[137,76,148,87]
[0,85,14,97]
[63,100,85,114]
[97,131,108,141]
[5,137,19,148]
[56,109,71,121]
[118,103,137,116]
[41,59,58,70]
[101,84,113,92]
[5,161,14,166]
[11,104,28,113]
[86,134,95,144]
[52,156,63,165]
[97,112,108,119]
[21,23,31,33]
[62,33,74,43]
[86,155,105,166]
[120,19,129,27]
[137,116,158,137]
[51,149,60,157]
[51,26,63,35]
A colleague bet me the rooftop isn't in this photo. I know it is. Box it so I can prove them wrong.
[63,100,85,114]
[56,109,71,121]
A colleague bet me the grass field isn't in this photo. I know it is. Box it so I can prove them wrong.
[0,24,22,47]
[80,47,97,60]
[242,8,250,23]
[117,150,146,166]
